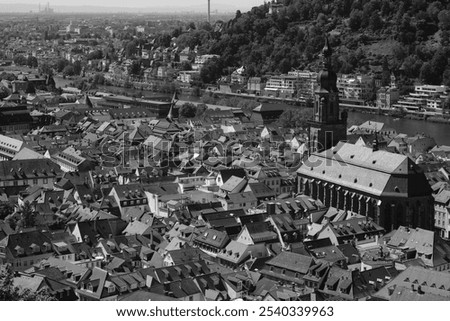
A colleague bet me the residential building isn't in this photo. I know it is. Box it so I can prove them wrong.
[337,74,374,103]
[376,86,400,110]
[0,230,55,271]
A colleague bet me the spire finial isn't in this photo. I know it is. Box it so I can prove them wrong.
[322,35,332,69]
[323,36,332,56]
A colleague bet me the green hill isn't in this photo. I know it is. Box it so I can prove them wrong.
[176,0,450,87]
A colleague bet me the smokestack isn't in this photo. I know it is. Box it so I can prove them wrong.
[208,0,211,23]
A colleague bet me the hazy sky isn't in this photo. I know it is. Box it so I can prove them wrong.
[0,0,266,9]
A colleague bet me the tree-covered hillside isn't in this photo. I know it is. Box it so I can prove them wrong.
[176,0,450,86]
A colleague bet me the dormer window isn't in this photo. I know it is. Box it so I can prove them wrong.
[108,284,115,294]
[30,243,40,253]
[42,242,51,252]
[15,245,24,255]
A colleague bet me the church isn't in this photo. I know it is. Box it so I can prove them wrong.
[297,38,434,232]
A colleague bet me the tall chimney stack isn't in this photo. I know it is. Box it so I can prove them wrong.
[208,0,211,23]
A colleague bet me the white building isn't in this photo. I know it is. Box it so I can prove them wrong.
[337,74,374,102]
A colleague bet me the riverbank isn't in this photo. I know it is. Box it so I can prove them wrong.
[347,111,450,145]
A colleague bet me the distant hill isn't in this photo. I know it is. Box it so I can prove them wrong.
[0,2,249,14]
[178,0,450,88]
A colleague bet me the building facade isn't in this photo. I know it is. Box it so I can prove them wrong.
[297,142,434,232]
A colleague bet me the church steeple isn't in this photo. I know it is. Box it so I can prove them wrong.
[309,35,347,153]
[166,91,178,122]
[322,36,332,67]
[317,36,338,95]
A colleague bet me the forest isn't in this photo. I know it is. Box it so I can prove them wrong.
[173,0,450,87]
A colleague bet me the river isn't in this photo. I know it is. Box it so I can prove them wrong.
[52,78,450,145]
[347,112,450,146]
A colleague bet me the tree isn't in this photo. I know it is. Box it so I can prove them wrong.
[92,73,105,86]
[179,102,197,118]
[38,62,53,76]
[180,61,192,71]
[195,103,208,118]
[73,61,82,76]
[381,57,391,87]
[0,86,10,100]
[55,59,69,73]
[438,10,450,30]
[128,61,141,76]
[13,55,27,66]
[200,57,223,84]
[187,22,196,30]
[62,65,75,77]
[349,9,362,30]
[26,56,38,68]
[0,264,56,301]
[430,48,449,84]
[369,12,383,31]
[443,68,450,87]
[25,81,35,94]
[276,108,312,128]
[0,203,14,220]
[125,40,138,58]
[420,62,436,84]
[86,49,103,60]
[16,201,35,231]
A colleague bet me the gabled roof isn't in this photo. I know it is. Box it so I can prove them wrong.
[374,266,450,301]
[194,228,230,248]
[165,247,205,265]
[266,251,314,274]
[227,191,257,204]
[0,230,54,259]
[218,168,246,183]
[123,221,153,236]
[298,142,431,197]
[242,221,278,243]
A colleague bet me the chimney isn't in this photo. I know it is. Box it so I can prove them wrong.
[267,202,276,216]
[418,285,424,295]
[372,132,379,152]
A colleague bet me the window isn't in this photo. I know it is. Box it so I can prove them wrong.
[43,178,48,184]
[33,179,38,185]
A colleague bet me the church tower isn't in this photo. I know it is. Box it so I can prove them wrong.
[309,36,347,152]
